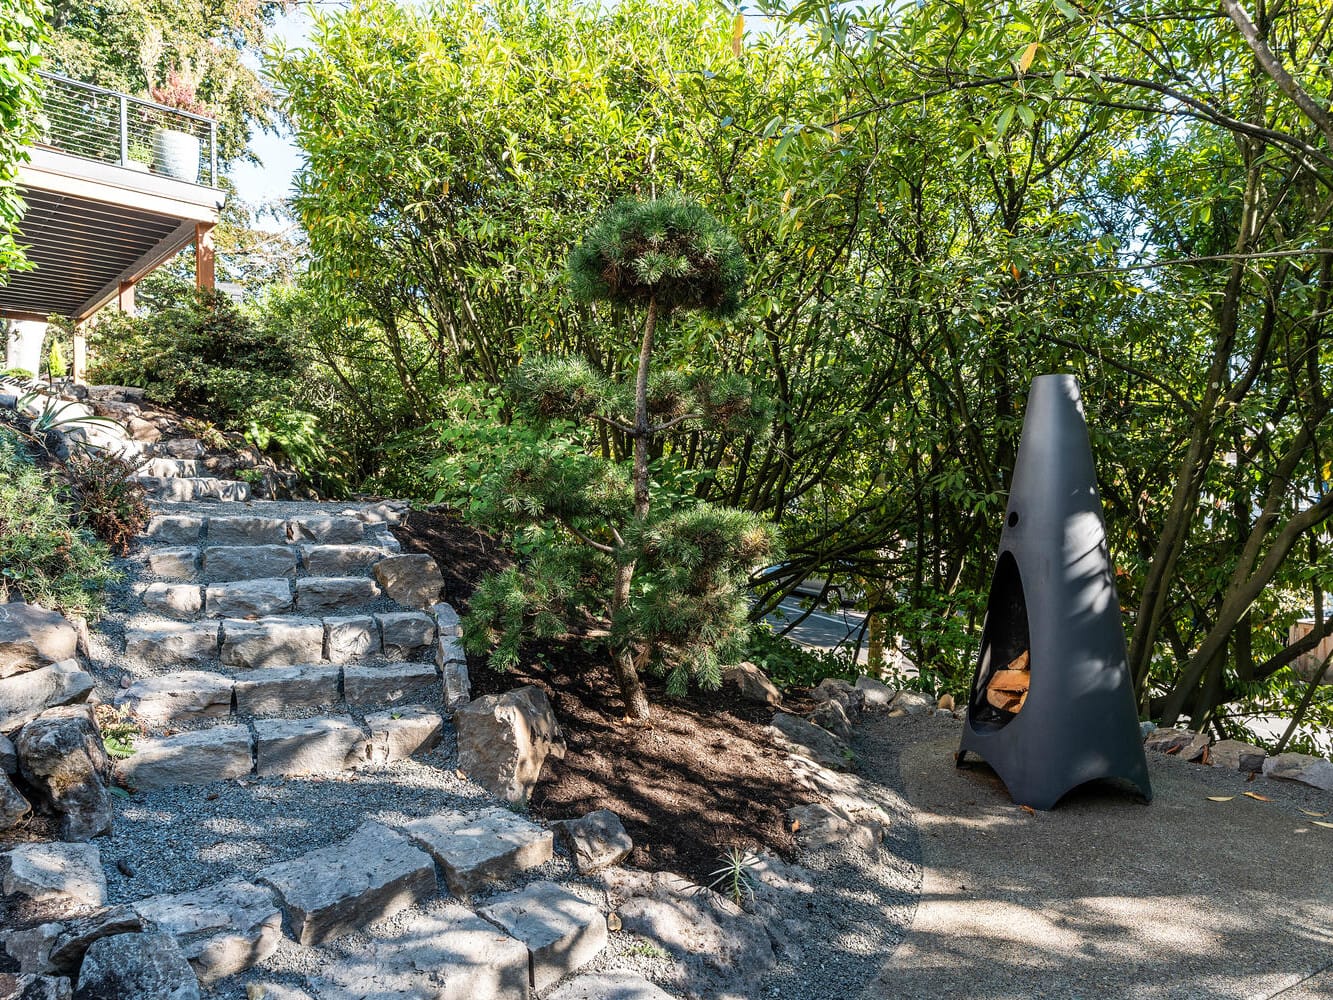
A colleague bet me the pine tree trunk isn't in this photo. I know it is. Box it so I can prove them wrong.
[610,295,660,721]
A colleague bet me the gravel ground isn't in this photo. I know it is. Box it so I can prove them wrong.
[866,713,1333,1000]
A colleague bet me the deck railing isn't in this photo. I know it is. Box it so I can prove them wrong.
[33,71,218,187]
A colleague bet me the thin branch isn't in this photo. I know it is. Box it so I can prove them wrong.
[650,412,704,434]
[564,522,616,555]
[1221,0,1333,149]
[592,412,635,436]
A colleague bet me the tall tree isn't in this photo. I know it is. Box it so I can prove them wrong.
[44,0,289,162]
[0,0,47,279]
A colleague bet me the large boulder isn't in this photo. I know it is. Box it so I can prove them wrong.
[600,868,777,996]
[15,706,113,841]
[132,881,281,985]
[769,712,852,771]
[1209,739,1266,773]
[552,810,633,873]
[809,700,853,742]
[372,555,445,609]
[0,973,72,1000]
[74,931,200,1000]
[3,842,105,908]
[1263,752,1333,792]
[454,686,566,804]
[0,659,95,733]
[0,770,31,830]
[0,604,78,679]
[721,662,781,706]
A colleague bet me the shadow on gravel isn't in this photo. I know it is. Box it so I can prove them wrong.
[858,714,1333,1000]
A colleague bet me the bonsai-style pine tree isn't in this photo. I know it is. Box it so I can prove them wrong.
[463,194,777,721]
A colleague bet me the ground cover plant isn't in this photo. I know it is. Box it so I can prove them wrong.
[0,427,118,617]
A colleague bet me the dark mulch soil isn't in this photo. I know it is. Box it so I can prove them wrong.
[390,508,513,611]
[473,647,800,885]
[394,510,805,886]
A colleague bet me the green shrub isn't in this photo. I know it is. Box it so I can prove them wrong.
[64,450,150,556]
[46,341,67,380]
[740,625,859,691]
[88,289,299,424]
[0,428,118,617]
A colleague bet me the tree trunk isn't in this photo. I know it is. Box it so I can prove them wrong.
[610,294,660,721]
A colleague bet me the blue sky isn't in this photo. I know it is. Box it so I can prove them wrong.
[229,4,312,226]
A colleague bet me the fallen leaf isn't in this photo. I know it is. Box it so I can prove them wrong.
[1300,809,1330,818]
[1020,804,1036,816]
[606,912,623,932]
[1313,821,1333,830]
[1243,791,1272,801]
[1246,771,1257,782]
[791,819,800,833]
[1206,796,1234,802]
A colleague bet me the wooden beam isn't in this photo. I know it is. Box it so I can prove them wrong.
[118,281,135,315]
[72,325,88,385]
[196,222,215,291]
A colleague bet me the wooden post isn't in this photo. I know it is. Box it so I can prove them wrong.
[195,222,215,290]
[118,281,136,315]
[72,323,88,384]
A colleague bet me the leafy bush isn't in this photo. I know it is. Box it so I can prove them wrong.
[88,288,298,424]
[740,625,860,691]
[0,429,118,617]
[64,450,150,556]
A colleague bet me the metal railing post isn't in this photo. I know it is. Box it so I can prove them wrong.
[119,95,128,166]
[209,122,218,186]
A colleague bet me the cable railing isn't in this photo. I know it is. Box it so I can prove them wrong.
[32,71,218,187]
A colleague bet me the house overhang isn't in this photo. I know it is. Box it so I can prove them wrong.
[0,146,225,323]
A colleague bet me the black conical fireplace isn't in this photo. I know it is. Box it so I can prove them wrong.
[956,374,1152,810]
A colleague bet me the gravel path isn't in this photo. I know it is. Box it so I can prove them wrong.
[753,721,922,1000]
[863,714,1333,1000]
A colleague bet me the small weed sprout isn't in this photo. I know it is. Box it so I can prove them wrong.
[94,704,144,759]
[622,936,669,960]
[706,847,760,907]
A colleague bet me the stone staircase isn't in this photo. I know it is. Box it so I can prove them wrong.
[61,499,616,997]
[0,400,682,1000]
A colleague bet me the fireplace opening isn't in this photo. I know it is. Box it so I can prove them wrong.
[970,550,1031,728]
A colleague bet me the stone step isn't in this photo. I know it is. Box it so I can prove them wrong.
[142,513,377,547]
[135,577,388,620]
[398,807,554,897]
[477,882,608,991]
[115,670,234,723]
[254,716,365,776]
[114,654,448,722]
[109,672,445,791]
[141,543,400,584]
[114,725,253,790]
[546,973,678,1000]
[255,822,437,946]
[125,608,451,671]
[315,903,529,1000]
[137,458,203,479]
[136,476,250,502]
